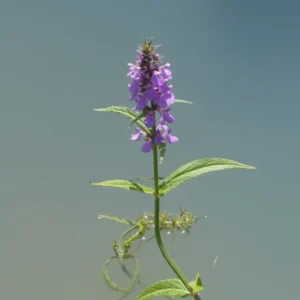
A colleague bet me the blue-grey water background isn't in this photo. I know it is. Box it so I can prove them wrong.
[1,1,299,299]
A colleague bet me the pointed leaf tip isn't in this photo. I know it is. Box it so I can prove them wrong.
[175,99,194,105]
[93,106,150,133]
[158,143,167,164]
[189,273,204,293]
[90,179,154,195]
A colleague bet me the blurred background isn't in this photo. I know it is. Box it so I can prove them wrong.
[1,1,299,299]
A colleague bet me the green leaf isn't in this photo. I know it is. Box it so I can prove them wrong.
[128,110,147,128]
[158,143,167,164]
[97,214,137,225]
[159,158,255,195]
[90,180,154,194]
[93,106,150,133]
[189,273,204,293]
[136,279,190,300]
[175,99,194,105]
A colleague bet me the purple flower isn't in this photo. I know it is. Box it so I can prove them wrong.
[144,111,156,128]
[152,63,172,87]
[160,107,174,124]
[131,127,146,141]
[159,63,172,81]
[131,124,178,152]
[141,139,153,153]
[153,130,165,144]
[133,94,148,111]
[165,128,179,144]
[129,80,141,101]
[157,124,179,144]
[145,86,158,102]
[151,73,165,89]
[127,63,141,79]
[152,85,175,107]
[131,127,153,152]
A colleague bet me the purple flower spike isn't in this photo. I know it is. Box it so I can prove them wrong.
[127,40,178,152]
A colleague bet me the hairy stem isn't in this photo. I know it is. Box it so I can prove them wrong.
[152,144,201,299]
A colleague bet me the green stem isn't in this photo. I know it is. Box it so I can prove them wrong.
[117,225,137,265]
[152,144,200,300]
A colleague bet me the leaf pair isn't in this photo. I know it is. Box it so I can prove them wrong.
[90,158,255,196]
